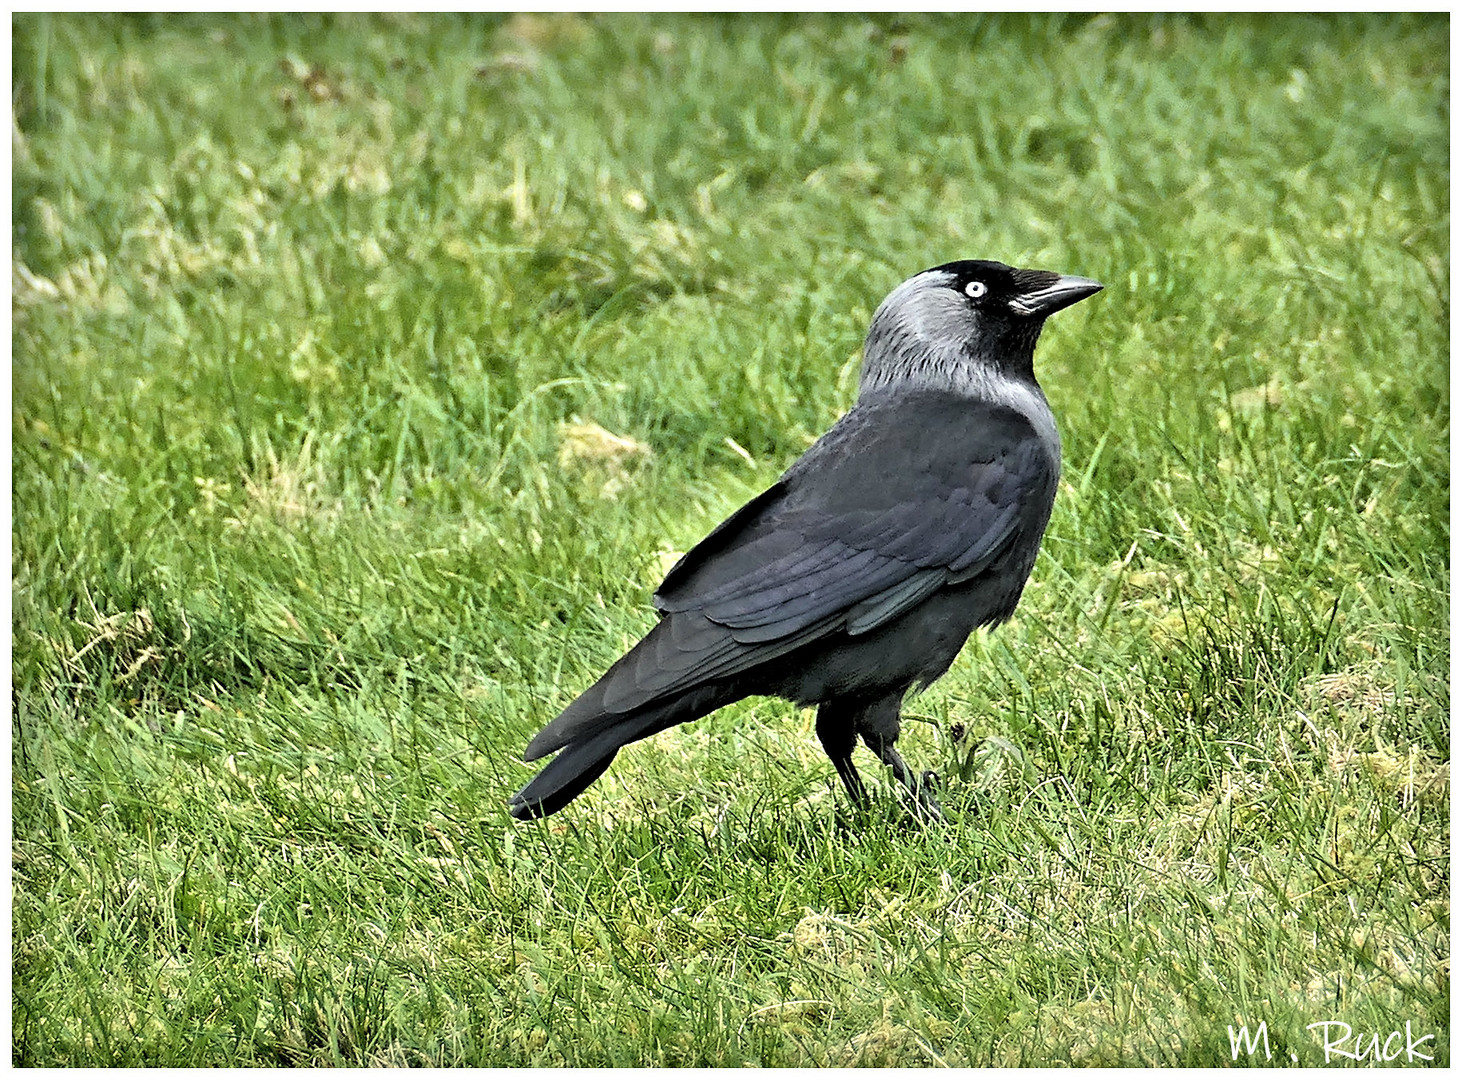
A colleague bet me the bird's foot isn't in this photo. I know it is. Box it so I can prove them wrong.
[871,741,948,826]
[910,769,946,824]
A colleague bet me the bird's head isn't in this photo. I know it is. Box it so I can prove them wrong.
[859,259,1102,399]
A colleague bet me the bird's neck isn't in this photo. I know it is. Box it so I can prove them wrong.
[857,342,1060,458]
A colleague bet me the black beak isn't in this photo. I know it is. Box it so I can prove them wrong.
[1009,274,1104,318]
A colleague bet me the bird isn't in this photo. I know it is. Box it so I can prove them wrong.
[509,259,1102,823]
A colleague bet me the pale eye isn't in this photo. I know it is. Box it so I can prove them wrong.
[963,280,988,300]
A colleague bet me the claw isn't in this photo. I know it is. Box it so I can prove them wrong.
[911,769,946,824]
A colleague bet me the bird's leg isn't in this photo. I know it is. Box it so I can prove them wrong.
[858,696,946,824]
[815,702,869,810]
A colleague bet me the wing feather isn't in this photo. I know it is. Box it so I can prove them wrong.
[846,567,949,634]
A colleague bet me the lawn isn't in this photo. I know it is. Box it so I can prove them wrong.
[12,12,1449,1066]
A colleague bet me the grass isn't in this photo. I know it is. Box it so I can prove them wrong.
[11,12,1449,1066]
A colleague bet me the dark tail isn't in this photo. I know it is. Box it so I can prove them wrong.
[508,682,735,820]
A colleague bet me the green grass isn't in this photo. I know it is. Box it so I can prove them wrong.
[12,12,1448,1066]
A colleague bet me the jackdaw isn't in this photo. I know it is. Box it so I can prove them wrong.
[509,260,1102,822]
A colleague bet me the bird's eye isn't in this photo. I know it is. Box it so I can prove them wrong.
[963,280,988,300]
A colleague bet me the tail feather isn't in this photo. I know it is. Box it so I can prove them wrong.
[507,738,621,819]
[524,616,737,762]
[524,608,829,764]
[509,681,734,819]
